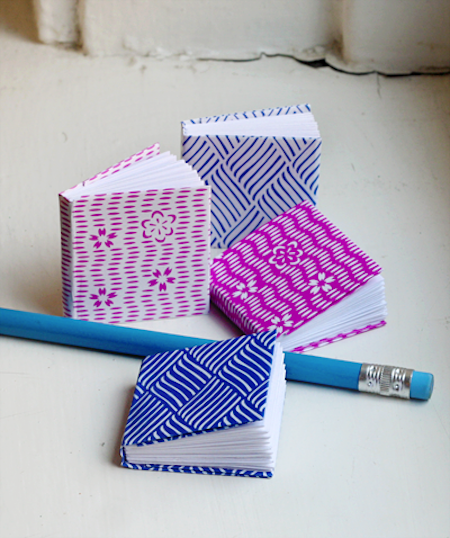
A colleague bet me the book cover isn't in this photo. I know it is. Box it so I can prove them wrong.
[181,104,322,248]
[210,202,387,353]
[121,330,286,478]
[59,145,211,323]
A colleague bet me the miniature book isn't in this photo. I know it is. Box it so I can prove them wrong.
[59,144,211,323]
[210,202,387,353]
[121,330,286,478]
[181,104,322,248]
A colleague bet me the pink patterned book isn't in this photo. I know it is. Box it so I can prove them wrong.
[210,201,387,353]
[59,144,211,323]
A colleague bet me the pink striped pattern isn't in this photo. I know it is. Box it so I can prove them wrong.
[210,201,384,350]
[87,144,160,186]
[60,195,74,316]
[61,144,160,196]
[59,187,210,323]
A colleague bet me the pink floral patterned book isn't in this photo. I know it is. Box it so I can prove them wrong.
[59,144,211,323]
[210,201,387,353]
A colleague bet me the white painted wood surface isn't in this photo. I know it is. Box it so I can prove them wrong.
[33,0,78,44]
[31,0,450,73]
[332,0,450,74]
[80,0,336,61]
[0,7,449,538]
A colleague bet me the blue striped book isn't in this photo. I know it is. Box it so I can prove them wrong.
[120,331,286,478]
[181,104,322,247]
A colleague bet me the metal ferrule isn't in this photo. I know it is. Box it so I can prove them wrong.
[358,364,414,399]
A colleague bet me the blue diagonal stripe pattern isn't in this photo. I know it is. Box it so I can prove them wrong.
[121,331,277,450]
[182,105,321,247]
[121,463,273,478]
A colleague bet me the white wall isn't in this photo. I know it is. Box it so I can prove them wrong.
[33,0,450,74]
[331,0,450,74]
[79,0,337,61]
[33,0,79,44]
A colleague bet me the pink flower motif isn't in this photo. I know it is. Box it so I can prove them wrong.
[268,313,294,335]
[308,272,335,294]
[232,279,258,300]
[268,241,303,270]
[142,211,176,243]
[89,228,117,249]
[149,267,176,292]
[90,287,117,308]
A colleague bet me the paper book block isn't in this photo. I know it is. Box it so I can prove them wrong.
[182,104,322,248]
[210,202,387,353]
[59,145,211,323]
[121,330,286,478]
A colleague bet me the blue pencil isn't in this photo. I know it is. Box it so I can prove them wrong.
[0,307,433,400]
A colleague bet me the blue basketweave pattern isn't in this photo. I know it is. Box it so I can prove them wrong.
[182,105,321,247]
[121,331,276,477]
[121,462,272,478]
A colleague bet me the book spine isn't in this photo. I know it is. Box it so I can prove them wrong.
[59,194,74,317]
[291,321,387,354]
[210,281,260,336]
[180,133,190,161]
[182,103,313,125]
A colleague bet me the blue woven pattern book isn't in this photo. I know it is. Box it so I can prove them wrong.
[121,331,286,478]
[181,104,321,247]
